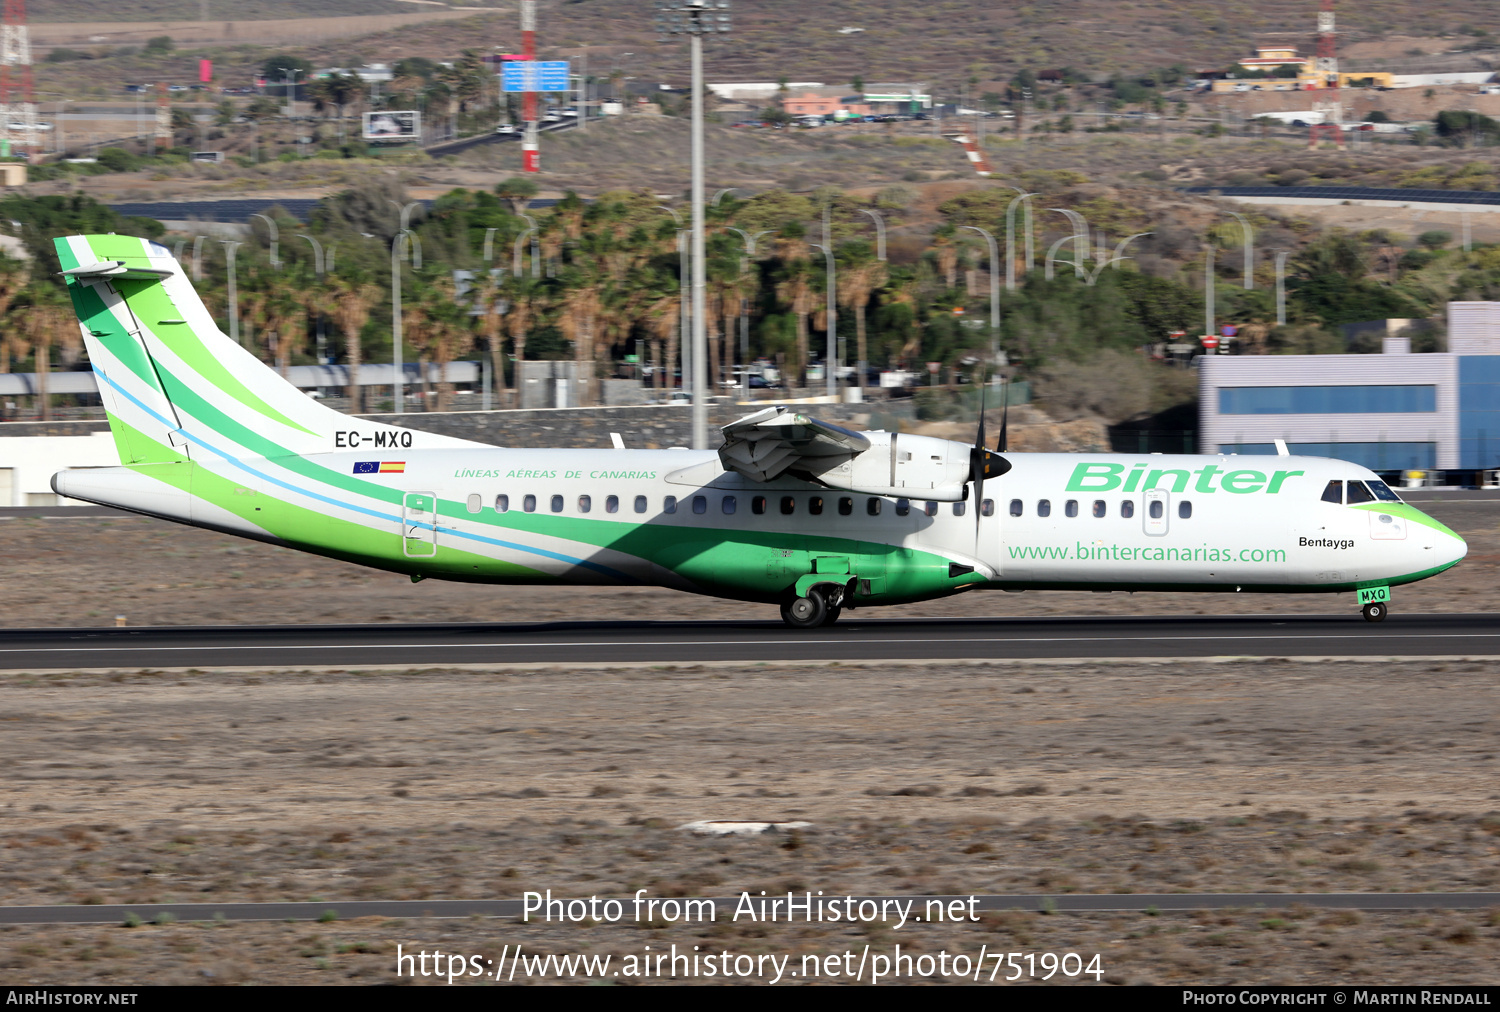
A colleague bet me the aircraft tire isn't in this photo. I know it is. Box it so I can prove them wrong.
[1362,601,1387,623]
[781,591,827,629]
[821,605,842,627]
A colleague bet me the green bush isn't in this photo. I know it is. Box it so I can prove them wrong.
[1418,230,1452,250]
[143,36,174,56]
[95,147,137,173]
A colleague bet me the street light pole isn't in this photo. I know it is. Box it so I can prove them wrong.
[1274,249,1290,326]
[391,229,420,414]
[858,208,886,261]
[220,241,242,346]
[1227,210,1254,290]
[1204,243,1216,343]
[1004,190,1036,290]
[961,225,1001,366]
[250,213,280,269]
[809,243,837,400]
[655,0,731,448]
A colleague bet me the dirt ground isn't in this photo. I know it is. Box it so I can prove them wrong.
[0,499,1496,986]
[0,659,1497,985]
[0,495,1493,627]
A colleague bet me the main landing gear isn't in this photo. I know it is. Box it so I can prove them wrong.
[1361,601,1387,623]
[780,585,845,629]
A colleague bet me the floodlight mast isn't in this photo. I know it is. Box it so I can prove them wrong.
[655,1,731,450]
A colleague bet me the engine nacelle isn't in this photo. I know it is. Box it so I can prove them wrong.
[802,431,974,502]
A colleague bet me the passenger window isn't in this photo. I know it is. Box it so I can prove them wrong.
[952,501,966,517]
[605,495,619,514]
[924,501,938,517]
[663,496,677,514]
[1346,481,1375,504]
[781,496,796,515]
[550,494,564,513]
[634,495,648,513]
[1009,499,1023,517]
[1178,500,1192,519]
[839,497,854,516]
[981,499,995,517]
[1092,500,1106,518]
[896,498,911,517]
[868,497,883,516]
[1120,500,1134,519]
[752,495,767,515]
[523,494,537,513]
[578,494,591,513]
[1321,480,1343,504]
[809,496,824,515]
[692,495,708,514]
[466,494,482,513]
[1037,499,1051,517]
[495,494,510,513]
[1149,500,1163,519]
[1065,500,1078,518]
[722,496,736,514]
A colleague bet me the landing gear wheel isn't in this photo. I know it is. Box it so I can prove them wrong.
[781,591,827,629]
[1362,601,1387,623]
[821,605,842,627]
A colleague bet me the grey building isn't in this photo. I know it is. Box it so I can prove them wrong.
[1199,302,1500,472]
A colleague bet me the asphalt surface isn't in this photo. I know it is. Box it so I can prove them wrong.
[2,893,1496,925]
[0,613,1496,669]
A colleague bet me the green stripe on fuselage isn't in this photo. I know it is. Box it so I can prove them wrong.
[1350,501,1461,541]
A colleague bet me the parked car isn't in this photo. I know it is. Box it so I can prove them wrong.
[494,123,516,134]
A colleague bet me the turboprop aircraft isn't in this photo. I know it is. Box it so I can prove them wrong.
[51,234,1467,627]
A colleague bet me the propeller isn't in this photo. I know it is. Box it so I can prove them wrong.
[970,374,1012,548]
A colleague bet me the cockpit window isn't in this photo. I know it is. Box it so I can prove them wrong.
[1320,480,1343,504]
[1346,481,1376,505]
[1367,480,1402,503]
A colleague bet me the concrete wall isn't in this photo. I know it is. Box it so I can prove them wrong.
[0,430,117,506]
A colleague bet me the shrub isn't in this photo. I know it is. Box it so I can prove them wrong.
[1418,230,1452,250]
[143,36,173,56]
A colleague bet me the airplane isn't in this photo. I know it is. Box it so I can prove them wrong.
[50,233,1467,628]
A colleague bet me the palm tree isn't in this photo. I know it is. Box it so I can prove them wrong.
[776,259,815,387]
[474,270,508,409]
[837,242,888,397]
[23,292,80,422]
[505,276,540,404]
[0,260,33,376]
[326,275,381,414]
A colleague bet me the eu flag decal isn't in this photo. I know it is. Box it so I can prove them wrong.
[353,461,380,474]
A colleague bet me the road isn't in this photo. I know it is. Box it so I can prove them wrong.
[1,613,1496,669]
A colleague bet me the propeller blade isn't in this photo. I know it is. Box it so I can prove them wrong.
[998,371,1009,454]
[973,382,988,545]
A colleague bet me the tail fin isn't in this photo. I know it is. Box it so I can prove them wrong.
[56,234,479,465]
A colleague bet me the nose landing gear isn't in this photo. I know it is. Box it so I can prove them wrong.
[1358,585,1390,623]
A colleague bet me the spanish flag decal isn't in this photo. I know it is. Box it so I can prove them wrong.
[352,461,407,474]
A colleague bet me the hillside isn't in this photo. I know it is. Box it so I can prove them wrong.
[29,1,1500,99]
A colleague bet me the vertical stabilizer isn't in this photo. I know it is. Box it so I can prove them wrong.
[55,234,482,466]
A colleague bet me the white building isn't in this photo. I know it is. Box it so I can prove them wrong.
[1199,303,1500,473]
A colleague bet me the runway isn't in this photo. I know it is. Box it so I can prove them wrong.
[1,613,1496,669]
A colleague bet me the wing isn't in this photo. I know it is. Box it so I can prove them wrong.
[716,406,977,501]
[718,406,871,482]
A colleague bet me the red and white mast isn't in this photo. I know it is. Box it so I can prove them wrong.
[1308,0,1345,149]
[521,0,539,173]
[0,0,36,156]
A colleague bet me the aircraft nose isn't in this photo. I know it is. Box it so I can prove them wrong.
[1443,531,1468,569]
